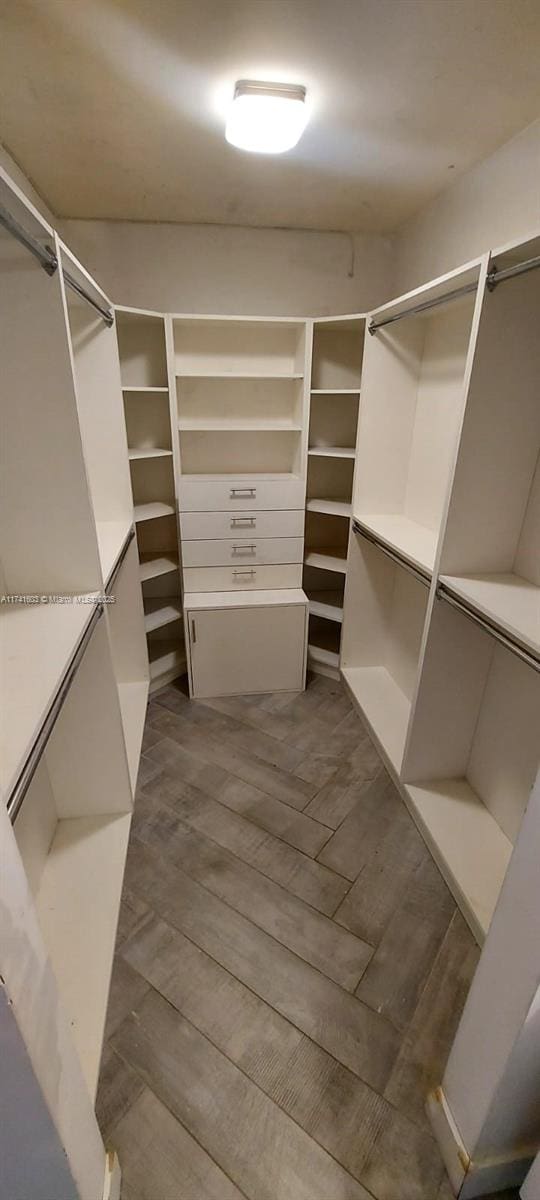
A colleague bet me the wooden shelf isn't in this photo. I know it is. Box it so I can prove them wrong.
[440,572,540,658]
[342,665,411,777]
[304,548,348,574]
[179,421,302,432]
[148,638,187,690]
[355,513,437,575]
[144,596,183,633]
[404,779,513,944]
[128,447,172,460]
[35,812,132,1098]
[117,680,148,791]
[308,642,340,671]
[139,553,179,582]
[306,498,352,518]
[122,386,169,393]
[307,591,344,623]
[96,518,133,584]
[0,601,98,800]
[177,371,303,380]
[134,501,175,523]
[308,446,356,459]
[310,389,360,395]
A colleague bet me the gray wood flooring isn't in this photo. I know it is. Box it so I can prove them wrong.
[96,673,512,1200]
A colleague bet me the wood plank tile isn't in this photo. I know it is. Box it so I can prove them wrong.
[293,752,343,788]
[355,856,456,1031]
[111,1087,245,1200]
[123,837,400,1091]
[198,693,298,741]
[317,771,403,880]
[104,955,151,1039]
[304,742,383,828]
[286,708,369,759]
[95,1043,145,1142]
[385,910,480,1127]
[121,911,442,1200]
[154,691,306,773]
[140,769,349,915]
[334,805,428,944]
[132,794,372,989]
[144,736,331,856]
[112,989,373,1200]
[147,706,317,809]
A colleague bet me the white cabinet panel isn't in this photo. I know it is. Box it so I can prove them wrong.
[186,603,307,697]
[178,476,305,512]
[182,537,303,568]
[183,564,302,592]
[180,509,304,540]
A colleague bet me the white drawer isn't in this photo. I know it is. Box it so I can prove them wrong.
[182,537,303,568]
[183,564,302,592]
[180,509,304,540]
[178,477,305,512]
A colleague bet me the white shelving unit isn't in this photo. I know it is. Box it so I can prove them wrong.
[171,315,310,697]
[0,166,148,1198]
[341,238,540,944]
[116,307,186,692]
[304,316,364,677]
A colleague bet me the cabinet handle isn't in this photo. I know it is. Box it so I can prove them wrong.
[230,516,256,528]
[230,487,256,499]
[232,544,256,555]
[233,569,256,578]
[191,618,197,644]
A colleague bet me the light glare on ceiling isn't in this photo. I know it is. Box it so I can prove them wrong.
[226,80,308,154]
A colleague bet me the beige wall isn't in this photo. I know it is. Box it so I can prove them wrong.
[394,118,540,294]
[59,219,393,316]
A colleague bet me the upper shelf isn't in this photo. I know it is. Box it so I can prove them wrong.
[440,573,540,660]
[178,420,302,432]
[354,513,437,576]
[307,498,352,518]
[122,386,169,393]
[128,447,172,460]
[309,446,356,459]
[177,371,304,380]
[310,388,360,395]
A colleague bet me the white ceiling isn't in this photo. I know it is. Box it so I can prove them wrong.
[1,0,539,233]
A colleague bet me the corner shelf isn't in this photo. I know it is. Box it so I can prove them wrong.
[307,590,344,623]
[144,596,183,633]
[122,386,169,393]
[128,447,172,460]
[308,446,356,459]
[134,500,175,523]
[306,498,352,518]
[304,548,348,574]
[310,388,360,395]
[139,553,179,582]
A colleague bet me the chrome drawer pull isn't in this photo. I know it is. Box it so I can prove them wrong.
[232,544,256,555]
[233,569,256,578]
[230,487,256,499]
[230,516,256,528]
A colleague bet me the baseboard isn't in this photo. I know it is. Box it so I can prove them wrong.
[426,1088,535,1198]
[102,1150,122,1200]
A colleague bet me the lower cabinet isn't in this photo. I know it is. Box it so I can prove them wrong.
[185,591,308,698]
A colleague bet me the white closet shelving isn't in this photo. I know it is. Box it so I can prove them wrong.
[304,317,364,676]
[341,238,540,943]
[0,165,148,1195]
[116,307,186,691]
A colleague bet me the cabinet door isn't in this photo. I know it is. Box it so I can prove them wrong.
[187,604,307,698]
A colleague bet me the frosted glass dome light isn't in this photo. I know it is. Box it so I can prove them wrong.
[225,80,308,154]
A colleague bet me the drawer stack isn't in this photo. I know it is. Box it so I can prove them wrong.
[170,316,311,696]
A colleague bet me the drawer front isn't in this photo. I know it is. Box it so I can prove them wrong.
[178,477,305,512]
[182,537,303,568]
[186,604,307,698]
[183,564,302,592]
[180,509,305,540]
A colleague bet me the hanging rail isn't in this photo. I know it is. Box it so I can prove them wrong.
[368,252,540,334]
[105,526,135,593]
[0,201,114,326]
[352,519,431,588]
[7,603,104,824]
[437,584,540,675]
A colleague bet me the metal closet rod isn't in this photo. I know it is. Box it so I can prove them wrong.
[369,252,540,334]
[352,519,431,588]
[0,202,114,327]
[7,603,104,825]
[437,585,540,675]
[105,526,135,593]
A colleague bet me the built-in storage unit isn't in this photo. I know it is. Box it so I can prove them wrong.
[172,316,310,697]
[304,317,364,676]
[0,166,148,1198]
[341,238,540,944]
[116,307,186,691]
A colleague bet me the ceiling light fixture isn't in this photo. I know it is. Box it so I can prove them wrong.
[225,80,308,154]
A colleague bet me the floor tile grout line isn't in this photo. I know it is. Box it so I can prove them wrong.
[110,980,383,1200]
[104,1043,254,1200]
[124,841,399,1076]
[128,827,374,993]
[134,786,355,922]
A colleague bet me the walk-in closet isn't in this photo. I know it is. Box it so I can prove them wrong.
[1,5,539,1199]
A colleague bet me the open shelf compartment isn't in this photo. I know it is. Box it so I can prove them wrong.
[341,527,430,775]
[173,317,306,377]
[402,592,540,943]
[311,317,365,391]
